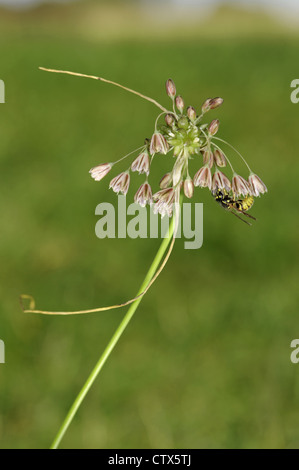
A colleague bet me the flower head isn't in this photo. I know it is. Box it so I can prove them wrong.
[86,76,266,218]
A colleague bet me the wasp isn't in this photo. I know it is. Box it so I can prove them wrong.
[214,189,256,225]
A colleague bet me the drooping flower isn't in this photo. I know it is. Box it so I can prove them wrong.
[150,132,169,155]
[212,170,231,194]
[153,188,175,217]
[89,163,112,181]
[193,166,212,190]
[134,182,152,207]
[248,173,267,197]
[131,150,150,175]
[232,173,251,197]
[109,171,130,195]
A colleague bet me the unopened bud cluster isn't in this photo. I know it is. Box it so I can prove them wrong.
[90,78,267,217]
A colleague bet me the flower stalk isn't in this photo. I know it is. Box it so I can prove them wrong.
[50,207,177,449]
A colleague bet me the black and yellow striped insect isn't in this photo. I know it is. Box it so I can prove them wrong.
[214,189,256,225]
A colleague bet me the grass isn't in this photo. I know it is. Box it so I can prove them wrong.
[0,1,299,449]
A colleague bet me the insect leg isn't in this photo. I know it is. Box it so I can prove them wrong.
[240,211,256,221]
[230,210,252,226]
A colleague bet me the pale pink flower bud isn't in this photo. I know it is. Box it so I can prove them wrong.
[89,162,112,181]
[159,172,172,189]
[232,173,251,197]
[134,182,152,207]
[165,114,175,127]
[203,150,214,168]
[184,177,194,199]
[208,119,220,136]
[201,98,212,114]
[165,79,176,98]
[193,166,212,190]
[109,171,130,195]
[213,149,227,167]
[150,132,169,155]
[248,173,267,197]
[187,106,196,121]
[209,97,224,110]
[131,150,150,175]
[201,98,223,114]
[212,170,231,194]
[175,95,185,113]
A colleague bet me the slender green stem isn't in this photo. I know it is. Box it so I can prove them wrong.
[213,136,252,173]
[39,67,170,114]
[154,112,167,131]
[114,145,146,165]
[50,217,175,449]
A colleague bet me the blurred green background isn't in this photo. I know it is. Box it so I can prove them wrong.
[1,0,299,449]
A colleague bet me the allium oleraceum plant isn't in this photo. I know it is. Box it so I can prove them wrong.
[20,68,267,449]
